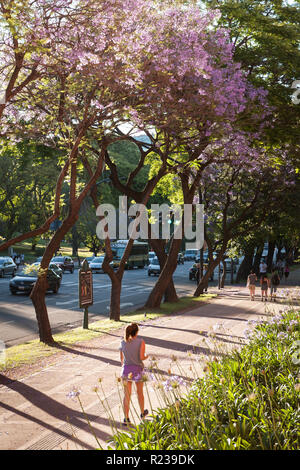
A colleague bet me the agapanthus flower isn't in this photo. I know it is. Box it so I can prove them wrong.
[67,387,81,400]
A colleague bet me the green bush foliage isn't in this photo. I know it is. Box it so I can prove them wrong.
[110,310,300,450]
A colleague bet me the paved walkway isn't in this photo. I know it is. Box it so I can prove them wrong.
[0,275,299,450]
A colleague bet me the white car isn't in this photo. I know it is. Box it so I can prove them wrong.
[80,256,96,267]
[148,257,161,276]
[0,257,17,278]
[89,256,105,273]
[89,256,115,273]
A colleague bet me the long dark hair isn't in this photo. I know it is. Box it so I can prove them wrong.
[125,323,139,342]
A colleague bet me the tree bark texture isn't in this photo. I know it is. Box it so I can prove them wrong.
[149,238,179,304]
[236,247,255,283]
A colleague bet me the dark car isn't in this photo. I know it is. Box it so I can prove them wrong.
[0,257,17,278]
[148,258,161,276]
[10,267,61,295]
[51,256,74,273]
[177,252,184,264]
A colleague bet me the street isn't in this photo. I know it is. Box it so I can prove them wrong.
[0,261,210,346]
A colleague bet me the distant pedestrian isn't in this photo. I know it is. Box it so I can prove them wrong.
[20,254,24,265]
[119,323,149,426]
[277,259,284,278]
[284,265,290,280]
[260,274,270,301]
[15,255,20,270]
[247,270,257,301]
[259,259,267,278]
[270,269,280,301]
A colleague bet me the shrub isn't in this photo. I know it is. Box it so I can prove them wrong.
[109,309,300,450]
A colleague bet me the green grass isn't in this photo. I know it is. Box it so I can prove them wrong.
[0,240,95,263]
[0,294,215,373]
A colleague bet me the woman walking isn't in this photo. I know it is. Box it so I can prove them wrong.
[260,274,270,301]
[119,323,149,426]
[247,270,257,301]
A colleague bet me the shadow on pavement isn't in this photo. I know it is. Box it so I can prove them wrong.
[0,373,116,449]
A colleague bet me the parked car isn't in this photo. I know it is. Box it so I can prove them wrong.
[184,249,199,261]
[148,257,161,276]
[89,256,117,273]
[89,256,105,273]
[80,256,95,267]
[51,256,74,273]
[9,267,61,295]
[0,257,17,278]
[177,252,184,264]
[31,262,63,279]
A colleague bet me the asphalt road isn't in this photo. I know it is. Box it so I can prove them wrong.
[0,261,213,347]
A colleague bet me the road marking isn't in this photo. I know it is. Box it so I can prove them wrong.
[93,284,114,289]
[106,303,133,310]
[123,285,150,291]
[55,299,78,305]
[60,282,78,286]
[92,289,148,306]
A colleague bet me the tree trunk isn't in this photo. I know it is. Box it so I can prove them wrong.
[276,240,283,262]
[71,224,79,257]
[164,279,179,303]
[145,238,182,308]
[145,172,197,309]
[266,240,275,272]
[194,255,221,296]
[110,276,122,321]
[285,244,294,265]
[236,247,254,283]
[150,238,179,304]
[30,275,53,344]
[253,243,263,275]
[29,141,105,343]
[30,212,79,343]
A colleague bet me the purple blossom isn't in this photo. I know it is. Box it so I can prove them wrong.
[67,387,81,400]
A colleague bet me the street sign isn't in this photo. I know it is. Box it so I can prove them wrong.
[79,259,93,328]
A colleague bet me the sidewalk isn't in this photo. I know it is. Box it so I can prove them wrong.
[0,280,299,450]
